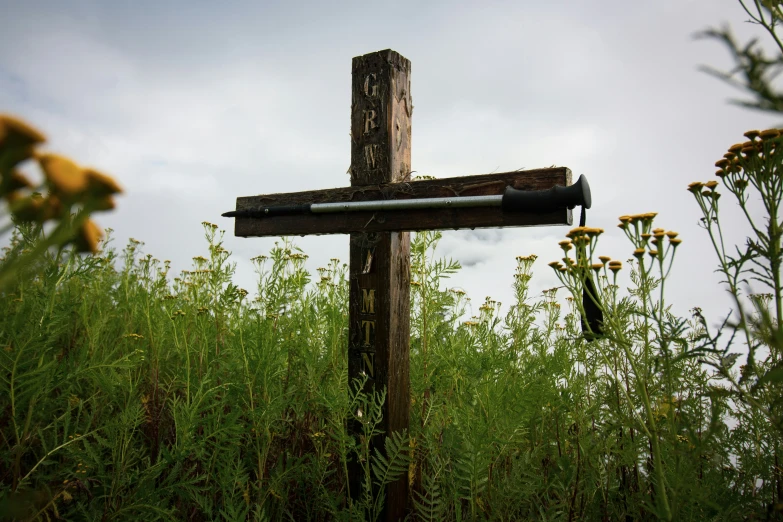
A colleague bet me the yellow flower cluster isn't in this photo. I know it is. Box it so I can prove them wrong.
[0,114,123,254]
[705,128,783,200]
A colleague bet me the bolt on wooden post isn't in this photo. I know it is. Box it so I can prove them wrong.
[347,50,412,519]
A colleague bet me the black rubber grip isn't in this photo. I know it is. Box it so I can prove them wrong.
[501,174,591,213]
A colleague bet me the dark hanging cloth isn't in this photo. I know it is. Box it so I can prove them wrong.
[579,205,604,341]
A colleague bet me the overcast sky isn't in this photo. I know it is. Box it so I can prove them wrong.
[2,0,781,328]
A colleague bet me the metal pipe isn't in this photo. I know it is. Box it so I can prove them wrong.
[310,194,501,213]
[222,174,591,219]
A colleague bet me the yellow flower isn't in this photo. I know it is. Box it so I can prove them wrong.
[728,143,744,153]
[670,238,682,246]
[591,263,603,271]
[566,226,588,239]
[40,195,63,221]
[741,145,758,156]
[6,191,45,222]
[743,130,760,141]
[84,168,123,196]
[598,255,611,264]
[760,129,780,140]
[38,153,88,197]
[648,250,659,258]
[73,219,104,254]
[0,115,46,148]
[716,169,727,178]
[5,170,34,192]
[666,231,679,238]
[687,181,704,194]
[714,158,730,168]
[90,196,116,211]
[608,261,622,272]
[633,248,645,258]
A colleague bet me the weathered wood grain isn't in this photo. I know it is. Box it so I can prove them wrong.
[233,168,573,237]
[347,49,412,520]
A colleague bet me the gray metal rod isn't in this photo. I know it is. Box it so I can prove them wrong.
[311,194,502,213]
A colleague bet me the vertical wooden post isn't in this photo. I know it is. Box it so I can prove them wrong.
[348,49,412,519]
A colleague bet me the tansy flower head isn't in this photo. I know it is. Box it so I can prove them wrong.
[591,263,604,271]
[688,182,704,194]
[633,248,645,258]
[728,143,744,153]
[598,255,611,264]
[666,231,679,238]
[40,195,63,221]
[608,260,622,272]
[38,153,88,198]
[84,168,123,196]
[90,196,116,211]
[5,170,34,192]
[0,115,46,148]
[648,250,659,258]
[743,130,761,141]
[716,169,727,178]
[548,261,562,269]
[715,158,730,169]
[566,226,588,239]
[670,238,682,246]
[760,129,780,140]
[73,219,104,254]
[6,192,43,222]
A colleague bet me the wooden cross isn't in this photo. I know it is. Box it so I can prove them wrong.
[226,49,574,521]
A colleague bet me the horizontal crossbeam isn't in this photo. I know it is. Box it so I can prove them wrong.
[231,167,574,237]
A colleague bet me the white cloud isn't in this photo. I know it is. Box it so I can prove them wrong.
[0,0,777,330]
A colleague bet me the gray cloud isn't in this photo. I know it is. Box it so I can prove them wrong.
[1,0,778,327]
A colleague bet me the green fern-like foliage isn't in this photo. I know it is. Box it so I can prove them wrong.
[370,429,410,515]
[412,458,446,521]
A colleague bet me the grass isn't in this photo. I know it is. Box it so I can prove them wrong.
[1,198,781,520]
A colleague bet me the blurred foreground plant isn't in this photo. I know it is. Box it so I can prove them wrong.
[0,114,122,291]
